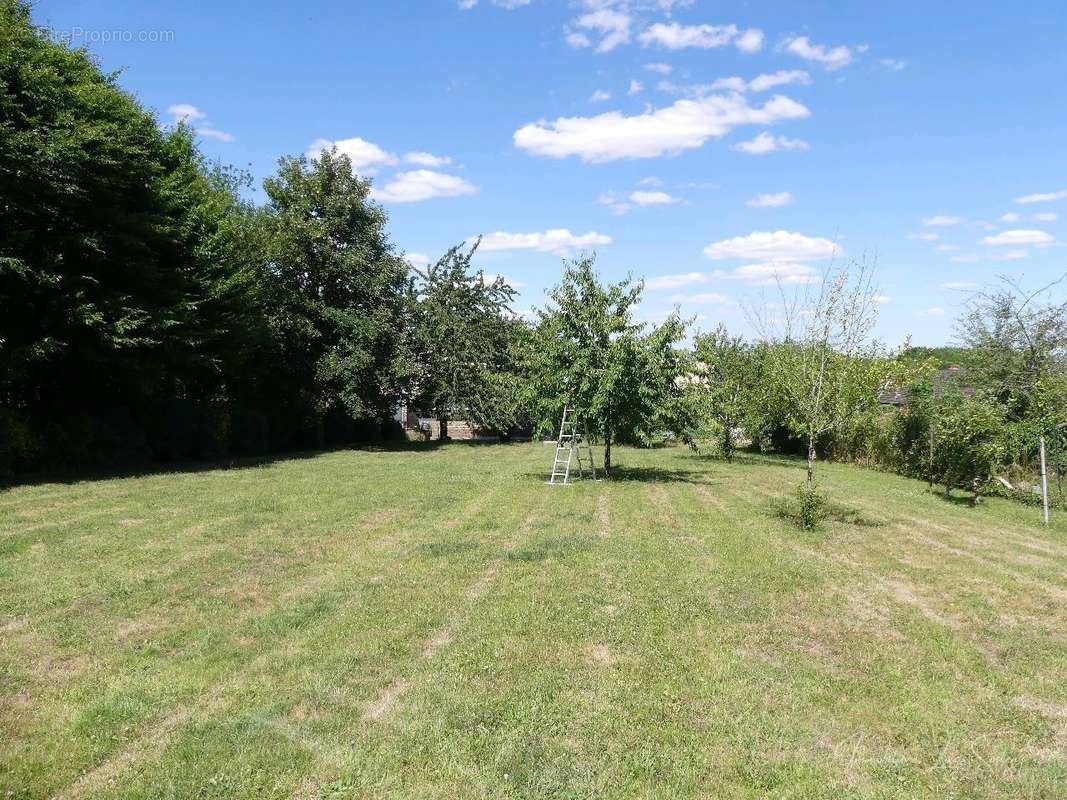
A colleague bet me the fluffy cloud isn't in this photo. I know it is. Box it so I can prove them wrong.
[515,94,809,162]
[598,188,680,214]
[747,69,811,92]
[406,252,431,267]
[167,104,234,142]
[628,79,644,95]
[568,9,632,53]
[630,189,678,205]
[747,191,794,208]
[308,136,397,174]
[980,229,1053,246]
[370,170,477,203]
[1035,212,1058,222]
[782,36,856,70]
[703,230,837,262]
[638,22,763,53]
[644,62,673,75]
[999,212,1022,223]
[1015,190,1067,204]
[661,70,811,97]
[730,131,809,155]
[476,228,611,255]
[404,151,452,167]
[906,232,939,241]
[921,215,964,226]
[590,89,612,103]
[879,58,907,72]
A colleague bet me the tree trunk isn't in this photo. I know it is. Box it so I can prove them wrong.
[806,436,816,485]
[604,432,612,477]
[438,416,449,441]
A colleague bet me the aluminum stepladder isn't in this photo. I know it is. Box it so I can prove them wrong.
[548,406,597,485]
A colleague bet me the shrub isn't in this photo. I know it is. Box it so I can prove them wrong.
[775,483,830,530]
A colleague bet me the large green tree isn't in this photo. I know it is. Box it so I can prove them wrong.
[527,258,686,474]
[253,148,409,436]
[0,0,248,433]
[405,241,521,439]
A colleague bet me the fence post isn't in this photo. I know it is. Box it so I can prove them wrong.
[1040,435,1049,526]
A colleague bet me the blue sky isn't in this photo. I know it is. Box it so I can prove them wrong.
[33,0,1067,346]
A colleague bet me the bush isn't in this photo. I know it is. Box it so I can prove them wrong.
[776,483,830,530]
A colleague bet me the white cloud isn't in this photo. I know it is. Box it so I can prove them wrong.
[404,151,453,167]
[936,244,959,252]
[747,191,794,208]
[906,232,939,241]
[782,36,856,70]
[565,30,592,48]
[645,271,710,290]
[406,252,431,267]
[873,295,892,304]
[590,89,612,103]
[628,79,644,95]
[570,9,632,53]
[879,58,907,71]
[638,22,763,53]
[630,189,678,206]
[730,131,809,155]
[916,307,945,317]
[370,170,477,203]
[735,28,765,54]
[981,229,1052,246]
[480,272,523,288]
[167,103,206,123]
[167,104,234,143]
[196,127,235,143]
[644,62,673,75]
[921,215,965,226]
[515,94,809,162]
[999,212,1022,223]
[1035,212,1058,222]
[476,228,611,255]
[1015,190,1067,204]
[940,281,977,290]
[747,69,811,92]
[668,291,731,304]
[308,136,397,174]
[703,230,837,262]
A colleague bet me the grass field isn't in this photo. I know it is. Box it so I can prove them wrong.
[1,443,1065,799]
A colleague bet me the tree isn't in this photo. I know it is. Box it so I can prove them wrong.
[956,274,1067,421]
[254,148,409,437]
[0,1,256,465]
[527,257,686,475]
[750,259,894,485]
[405,241,520,439]
[686,325,760,460]
[930,391,1009,504]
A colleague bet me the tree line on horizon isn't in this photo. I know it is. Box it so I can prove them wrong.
[2,0,1065,520]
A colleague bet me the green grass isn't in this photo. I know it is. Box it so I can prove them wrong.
[1,443,1065,799]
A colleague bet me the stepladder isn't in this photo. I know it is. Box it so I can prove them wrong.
[548,406,597,485]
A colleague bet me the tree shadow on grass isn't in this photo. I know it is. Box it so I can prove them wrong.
[770,493,888,530]
[0,438,532,493]
[506,534,592,563]
[519,465,723,485]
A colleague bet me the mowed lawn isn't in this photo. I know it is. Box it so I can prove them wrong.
[1,444,1065,799]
